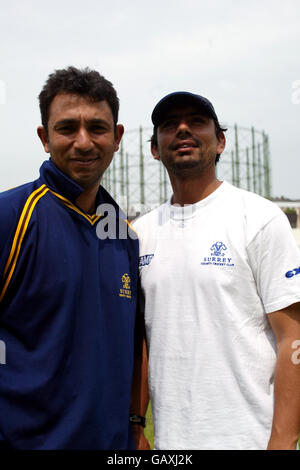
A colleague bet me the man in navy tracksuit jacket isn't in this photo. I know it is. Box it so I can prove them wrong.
[0,67,139,449]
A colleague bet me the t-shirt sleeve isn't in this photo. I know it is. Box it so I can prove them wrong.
[247,211,300,313]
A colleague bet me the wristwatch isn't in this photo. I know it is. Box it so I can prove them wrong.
[129,414,146,427]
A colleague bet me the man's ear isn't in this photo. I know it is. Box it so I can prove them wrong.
[114,124,125,152]
[217,131,226,156]
[151,141,160,161]
[37,126,50,153]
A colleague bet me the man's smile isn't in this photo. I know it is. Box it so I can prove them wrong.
[171,139,200,151]
[70,156,100,166]
[170,139,200,155]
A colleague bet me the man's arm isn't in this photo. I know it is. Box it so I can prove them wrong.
[130,312,151,450]
[267,302,300,450]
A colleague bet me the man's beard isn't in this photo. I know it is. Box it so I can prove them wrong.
[164,146,215,177]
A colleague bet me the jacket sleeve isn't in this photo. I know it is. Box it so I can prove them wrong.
[0,195,20,300]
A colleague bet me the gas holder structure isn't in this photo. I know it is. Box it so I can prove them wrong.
[101,124,271,217]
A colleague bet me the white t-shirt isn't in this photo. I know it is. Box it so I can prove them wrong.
[133,182,300,450]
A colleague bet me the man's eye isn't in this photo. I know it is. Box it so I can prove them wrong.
[192,117,206,124]
[58,126,74,133]
[90,126,106,133]
[161,120,177,129]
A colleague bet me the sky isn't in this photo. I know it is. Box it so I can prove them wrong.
[0,0,299,199]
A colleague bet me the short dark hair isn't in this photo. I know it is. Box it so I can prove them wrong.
[38,66,119,134]
[150,119,227,165]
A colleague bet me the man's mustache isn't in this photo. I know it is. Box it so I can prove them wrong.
[169,137,201,151]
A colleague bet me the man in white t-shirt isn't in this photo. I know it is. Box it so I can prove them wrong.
[131,92,300,450]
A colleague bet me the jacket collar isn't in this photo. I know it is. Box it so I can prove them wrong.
[39,159,83,204]
[39,159,124,218]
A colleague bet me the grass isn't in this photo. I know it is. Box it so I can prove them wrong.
[144,402,154,449]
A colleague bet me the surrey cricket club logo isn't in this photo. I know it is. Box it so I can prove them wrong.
[210,241,227,257]
[119,273,132,299]
[201,241,235,267]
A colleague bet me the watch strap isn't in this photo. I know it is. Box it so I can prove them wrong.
[129,414,146,427]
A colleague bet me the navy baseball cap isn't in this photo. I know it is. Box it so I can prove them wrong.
[151,91,219,127]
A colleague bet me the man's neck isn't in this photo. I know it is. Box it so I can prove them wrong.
[169,173,222,206]
[76,184,100,214]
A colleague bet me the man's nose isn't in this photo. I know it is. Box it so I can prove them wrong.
[74,127,93,151]
[176,119,192,135]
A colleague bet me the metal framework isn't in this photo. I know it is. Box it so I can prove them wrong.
[102,124,271,215]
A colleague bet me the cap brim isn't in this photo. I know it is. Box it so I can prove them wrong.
[151,91,218,127]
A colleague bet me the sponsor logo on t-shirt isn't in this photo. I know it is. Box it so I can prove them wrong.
[285,266,300,278]
[201,241,235,267]
[139,254,154,268]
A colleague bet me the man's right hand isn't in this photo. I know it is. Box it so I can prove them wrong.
[131,426,151,450]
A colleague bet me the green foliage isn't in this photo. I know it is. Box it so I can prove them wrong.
[284,208,297,214]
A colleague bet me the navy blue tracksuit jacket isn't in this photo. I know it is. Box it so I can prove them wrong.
[0,160,139,449]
